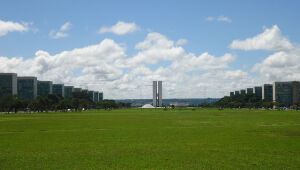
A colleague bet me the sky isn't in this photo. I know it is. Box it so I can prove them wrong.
[1,0,300,99]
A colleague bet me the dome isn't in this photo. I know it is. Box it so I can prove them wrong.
[141,104,155,108]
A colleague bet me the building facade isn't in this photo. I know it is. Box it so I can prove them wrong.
[82,89,88,94]
[246,88,253,94]
[52,84,64,98]
[262,84,273,102]
[253,86,262,97]
[240,89,246,95]
[230,92,234,97]
[153,81,157,107]
[153,81,163,107]
[73,88,82,92]
[37,81,53,97]
[0,72,103,101]
[94,91,99,102]
[158,81,162,107]
[88,91,94,102]
[234,91,240,95]
[273,81,300,107]
[99,92,103,101]
[17,77,37,100]
[64,86,74,98]
[0,73,17,97]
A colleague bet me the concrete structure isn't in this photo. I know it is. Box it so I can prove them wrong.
[0,73,17,96]
[64,86,74,98]
[253,86,262,97]
[153,81,163,107]
[52,84,64,98]
[158,81,162,107]
[273,81,300,107]
[246,88,253,94]
[94,91,99,102]
[73,88,82,92]
[234,91,240,95]
[82,89,88,94]
[292,81,300,106]
[153,81,157,107]
[262,84,273,102]
[170,102,189,108]
[17,76,37,100]
[99,92,103,101]
[37,81,53,97]
[230,92,234,97]
[88,91,94,102]
[240,89,246,95]
[0,72,104,101]
[141,104,155,108]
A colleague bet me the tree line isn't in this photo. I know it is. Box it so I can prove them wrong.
[0,91,131,113]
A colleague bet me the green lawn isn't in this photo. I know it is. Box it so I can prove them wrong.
[0,108,300,169]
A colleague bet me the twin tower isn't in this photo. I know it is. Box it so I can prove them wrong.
[153,81,162,107]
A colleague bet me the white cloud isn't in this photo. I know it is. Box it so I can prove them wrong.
[110,32,247,99]
[0,38,125,85]
[99,21,139,35]
[171,53,236,72]
[176,39,187,46]
[49,22,72,39]
[230,25,293,51]
[49,31,68,39]
[60,22,71,31]
[117,32,184,67]
[243,25,300,83]
[0,19,29,36]
[130,66,153,75]
[252,47,300,81]
[0,30,261,99]
[206,16,232,23]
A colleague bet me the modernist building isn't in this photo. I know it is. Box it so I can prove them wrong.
[262,84,273,102]
[82,89,88,94]
[292,82,300,105]
[99,92,103,101]
[253,86,262,97]
[88,91,94,102]
[230,92,234,97]
[153,81,163,107]
[17,77,37,100]
[240,89,246,95]
[158,81,162,107]
[94,91,99,102]
[234,91,240,95]
[0,72,104,102]
[37,81,53,97]
[273,81,300,106]
[52,84,64,98]
[0,73,17,96]
[64,86,74,98]
[73,88,82,92]
[246,88,253,94]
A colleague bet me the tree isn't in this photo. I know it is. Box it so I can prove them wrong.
[0,95,16,113]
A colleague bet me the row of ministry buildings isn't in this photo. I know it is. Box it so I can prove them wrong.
[230,81,300,107]
[0,73,103,102]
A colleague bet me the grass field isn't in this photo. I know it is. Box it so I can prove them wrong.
[1,108,300,169]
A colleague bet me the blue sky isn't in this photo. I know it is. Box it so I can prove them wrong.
[1,0,300,99]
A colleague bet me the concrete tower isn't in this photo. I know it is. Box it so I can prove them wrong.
[153,81,163,107]
[153,81,157,107]
[158,81,162,107]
